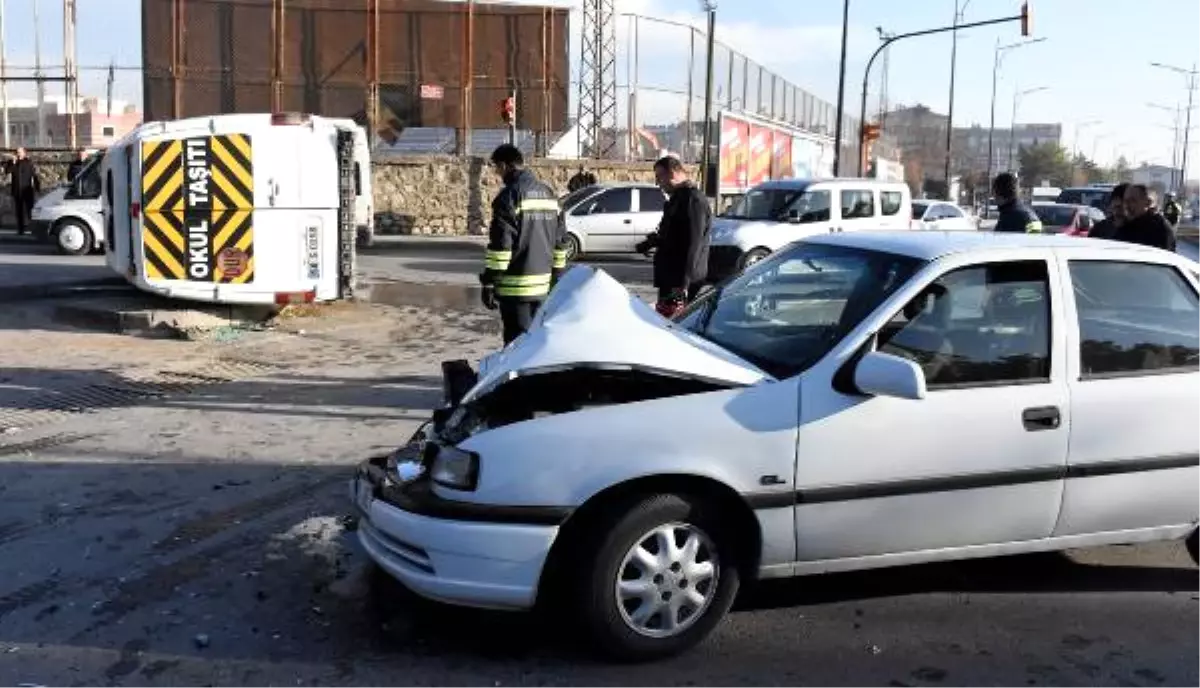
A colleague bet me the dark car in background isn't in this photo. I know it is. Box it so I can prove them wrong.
[1032,202,1105,236]
[1055,186,1112,210]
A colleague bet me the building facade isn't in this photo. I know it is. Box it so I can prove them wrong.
[3,95,142,149]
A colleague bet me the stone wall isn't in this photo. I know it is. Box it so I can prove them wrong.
[372,156,698,236]
[1,151,693,238]
[0,152,74,227]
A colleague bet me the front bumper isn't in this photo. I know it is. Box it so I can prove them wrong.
[352,451,562,611]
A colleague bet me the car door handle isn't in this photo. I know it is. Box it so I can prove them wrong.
[623,219,632,224]
[1022,406,1061,431]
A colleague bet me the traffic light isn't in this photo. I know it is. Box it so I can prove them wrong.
[860,123,883,176]
[500,96,516,124]
[1020,2,1032,36]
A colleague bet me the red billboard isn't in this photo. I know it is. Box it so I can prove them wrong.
[718,116,749,190]
[718,111,832,195]
[747,124,773,187]
[771,132,793,180]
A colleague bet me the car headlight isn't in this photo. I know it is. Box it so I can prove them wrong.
[430,444,480,491]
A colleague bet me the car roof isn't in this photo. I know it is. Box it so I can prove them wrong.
[753,177,908,190]
[803,230,1168,261]
[595,181,660,189]
[1034,202,1086,210]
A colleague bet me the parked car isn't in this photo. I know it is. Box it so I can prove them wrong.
[911,200,977,231]
[557,182,667,259]
[707,178,912,282]
[352,232,1199,662]
[1031,202,1105,236]
[30,151,105,255]
[1056,186,1112,211]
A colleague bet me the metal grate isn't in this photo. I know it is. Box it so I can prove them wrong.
[0,358,279,434]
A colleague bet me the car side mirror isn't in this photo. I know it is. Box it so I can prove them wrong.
[854,350,927,400]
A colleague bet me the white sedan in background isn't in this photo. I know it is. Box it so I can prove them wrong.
[353,232,1199,662]
[912,200,978,230]
[558,182,667,259]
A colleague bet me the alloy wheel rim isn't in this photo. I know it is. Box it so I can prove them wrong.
[615,521,719,638]
[60,226,86,252]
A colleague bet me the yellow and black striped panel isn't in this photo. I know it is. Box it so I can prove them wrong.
[140,140,186,281]
[208,134,255,283]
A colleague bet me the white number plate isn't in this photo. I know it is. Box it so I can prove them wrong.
[305,225,321,280]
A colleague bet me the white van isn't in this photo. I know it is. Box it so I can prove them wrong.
[31,152,105,255]
[707,178,912,281]
[101,112,374,305]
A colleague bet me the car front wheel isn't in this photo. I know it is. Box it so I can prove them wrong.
[738,247,770,272]
[573,494,740,662]
[55,220,94,256]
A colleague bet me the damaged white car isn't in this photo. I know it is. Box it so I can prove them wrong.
[352,232,1199,661]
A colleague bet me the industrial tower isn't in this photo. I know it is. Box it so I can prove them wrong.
[577,0,617,158]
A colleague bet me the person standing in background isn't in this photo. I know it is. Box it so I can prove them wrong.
[1162,192,1182,227]
[1115,184,1176,251]
[1089,183,1128,240]
[636,156,711,318]
[6,148,40,236]
[990,172,1043,233]
[66,149,88,183]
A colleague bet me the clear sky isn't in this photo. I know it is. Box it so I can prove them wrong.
[2,0,1196,173]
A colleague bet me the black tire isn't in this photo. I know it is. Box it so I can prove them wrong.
[738,247,771,272]
[571,493,741,662]
[563,232,582,261]
[54,219,94,256]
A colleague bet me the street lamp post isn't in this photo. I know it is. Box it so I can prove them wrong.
[986,36,1045,197]
[1071,119,1101,183]
[1150,61,1198,197]
[943,0,972,193]
[1008,85,1048,172]
[832,0,850,176]
[1147,102,1182,190]
[698,0,717,195]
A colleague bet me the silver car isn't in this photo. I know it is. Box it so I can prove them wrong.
[559,182,667,258]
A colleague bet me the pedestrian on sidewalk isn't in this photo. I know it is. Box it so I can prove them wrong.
[480,144,571,345]
[635,155,711,318]
[990,172,1043,233]
[1089,183,1128,240]
[567,165,597,193]
[1115,184,1176,251]
[66,148,88,182]
[6,148,40,236]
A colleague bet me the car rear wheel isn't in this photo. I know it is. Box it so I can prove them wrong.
[563,232,582,262]
[55,220,93,256]
[738,247,771,272]
[572,493,740,662]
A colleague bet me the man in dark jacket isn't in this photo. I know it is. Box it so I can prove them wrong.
[1116,184,1176,251]
[66,149,88,182]
[1089,183,1128,240]
[636,155,711,318]
[990,172,1043,233]
[7,147,40,236]
[481,144,571,344]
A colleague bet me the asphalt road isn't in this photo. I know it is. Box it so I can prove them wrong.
[0,231,1196,686]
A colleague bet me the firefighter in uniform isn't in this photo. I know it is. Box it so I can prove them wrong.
[481,144,571,344]
[990,172,1043,233]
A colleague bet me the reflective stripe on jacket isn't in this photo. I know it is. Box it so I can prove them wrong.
[483,169,571,300]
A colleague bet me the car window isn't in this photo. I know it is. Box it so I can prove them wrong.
[586,188,632,214]
[911,202,929,220]
[880,190,904,217]
[1056,190,1082,205]
[878,260,1052,388]
[678,243,924,378]
[637,188,666,213]
[941,205,963,218]
[561,186,599,210]
[840,189,875,219]
[724,186,805,220]
[1068,261,1200,378]
[790,190,832,223]
[1033,205,1078,228]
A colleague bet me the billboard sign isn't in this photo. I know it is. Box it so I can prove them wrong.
[717,111,834,195]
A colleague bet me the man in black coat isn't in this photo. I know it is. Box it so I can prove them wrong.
[1116,184,1176,252]
[7,147,40,236]
[66,148,88,182]
[636,155,711,318]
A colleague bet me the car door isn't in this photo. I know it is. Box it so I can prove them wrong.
[1052,257,1200,537]
[793,255,1070,563]
[632,187,667,252]
[569,187,635,253]
[836,187,879,232]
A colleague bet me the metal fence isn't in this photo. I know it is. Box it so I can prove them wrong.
[141,0,571,155]
[620,14,860,166]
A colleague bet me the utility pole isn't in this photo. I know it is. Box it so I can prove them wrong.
[875,27,894,126]
[0,0,9,148]
[832,0,850,175]
[944,0,972,197]
[106,62,114,117]
[34,0,44,146]
[64,0,78,149]
[1150,61,1199,197]
[699,0,716,193]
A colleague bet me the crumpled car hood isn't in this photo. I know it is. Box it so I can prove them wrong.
[462,266,771,404]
